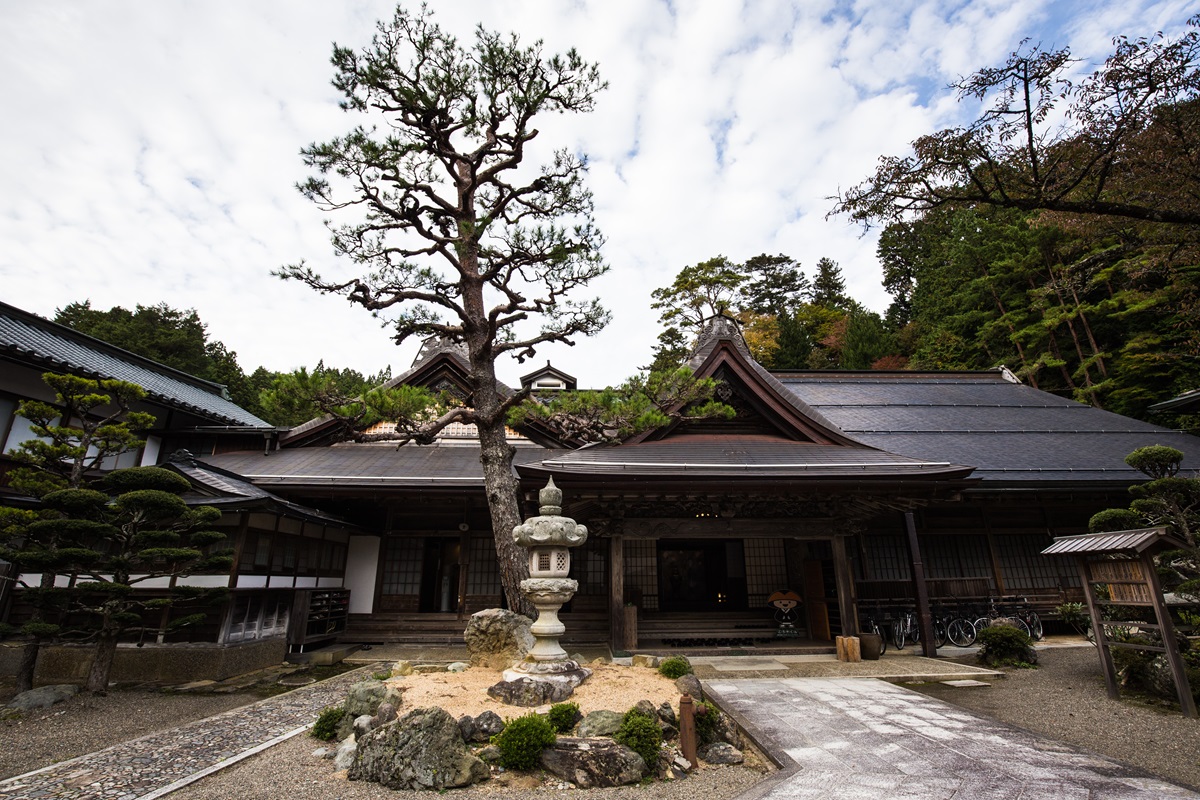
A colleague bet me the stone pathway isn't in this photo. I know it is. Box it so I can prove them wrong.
[0,667,371,800]
[708,678,1199,800]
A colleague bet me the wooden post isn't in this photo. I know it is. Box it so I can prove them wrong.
[1078,558,1120,700]
[456,530,471,622]
[836,635,861,662]
[609,534,625,651]
[831,535,859,636]
[679,693,697,768]
[905,512,937,658]
[1141,551,1198,718]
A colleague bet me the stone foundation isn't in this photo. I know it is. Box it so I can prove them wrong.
[0,638,288,685]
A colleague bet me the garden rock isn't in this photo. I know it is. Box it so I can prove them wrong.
[658,701,677,726]
[353,713,375,737]
[540,737,647,788]
[473,710,504,739]
[5,684,79,711]
[448,661,469,673]
[633,699,658,718]
[464,608,534,669]
[632,654,657,668]
[675,674,703,699]
[576,709,624,737]
[371,702,398,729]
[711,709,744,749]
[477,744,502,762]
[349,707,489,790]
[334,734,357,771]
[391,660,414,677]
[487,676,572,706]
[698,742,743,765]
[338,680,403,739]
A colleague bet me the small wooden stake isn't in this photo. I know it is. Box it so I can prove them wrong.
[679,693,697,769]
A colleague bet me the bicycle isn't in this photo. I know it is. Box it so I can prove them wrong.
[973,597,1033,638]
[890,608,920,649]
[860,607,889,655]
[932,600,977,648]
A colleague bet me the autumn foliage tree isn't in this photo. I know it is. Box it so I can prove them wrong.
[277,6,609,611]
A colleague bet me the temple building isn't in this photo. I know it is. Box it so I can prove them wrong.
[4,302,1200,673]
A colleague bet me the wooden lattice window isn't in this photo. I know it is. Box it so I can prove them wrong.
[625,540,658,610]
[381,537,424,595]
[466,536,501,595]
[744,539,788,608]
[862,535,911,581]
[996,534,1078,590]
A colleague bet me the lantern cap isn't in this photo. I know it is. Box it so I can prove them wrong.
[513,477,588,548]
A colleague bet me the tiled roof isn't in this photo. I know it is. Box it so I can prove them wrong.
[0,301,270,427]
[200,441,550,488]
[779,371,1200,483]
[522,434,973,479]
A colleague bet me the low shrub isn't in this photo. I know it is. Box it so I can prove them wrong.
[547,701,581,733]
[693,699,720,744]
[615,708,662,767]
[493,713,556,770]
[657,656,692,679]
[976,624,1037,667]
[312,705,346,741]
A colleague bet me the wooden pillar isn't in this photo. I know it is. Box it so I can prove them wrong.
[1141,551,1198,718]
[456,531,471,622]
[609,534,625,651]
[228,511,250,589]
[831,535,859,636]
[905,512,937,657]
[1078,558,1120,700]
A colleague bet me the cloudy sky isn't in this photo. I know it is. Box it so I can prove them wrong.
[2,1,1198,389]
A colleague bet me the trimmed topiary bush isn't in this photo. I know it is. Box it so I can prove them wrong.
[657,655,692,679]
[615,707,662,767]
[976,624,1037,667]
[547,701,581,733]
[493,713,556,770]
[312,705,347,741]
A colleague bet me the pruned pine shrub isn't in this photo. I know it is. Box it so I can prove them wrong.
[615,708,662,767]
[976,624,1037,667]
[493,713,556,770]
[547,701,581,733]
[657,655,692,679]
[312,706,346,741]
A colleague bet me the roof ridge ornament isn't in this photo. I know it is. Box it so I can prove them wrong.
[411,334,470,368]
[688,314,752,366]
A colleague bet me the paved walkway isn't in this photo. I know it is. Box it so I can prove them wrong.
[0,667,371,800]
[707,677,1200,800]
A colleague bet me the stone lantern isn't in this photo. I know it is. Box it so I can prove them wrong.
[503,477,592,693]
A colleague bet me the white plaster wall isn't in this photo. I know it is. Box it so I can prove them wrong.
[345,536,380,614]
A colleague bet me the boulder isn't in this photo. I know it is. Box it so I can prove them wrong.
[711,709,744,749]
[390,660,414,677]
[675,674,703,700]
[576,709,623,737]
[473,710,505,740]
[5,684,79,711]
[487,677,572,706]
[334,734,358,771]
[447,662,469,673]
[657,701,677,726]
[632,699,658,719]
[352,714,375,737]
[464,608,534,669]
[371,702,398,729]
[476,744,503,763]
[540,737,647,788]
[457,714,478,743]
[698,742,744,765]
[338,679,404,739]
[632,654,658,668]
[349,707,490,790]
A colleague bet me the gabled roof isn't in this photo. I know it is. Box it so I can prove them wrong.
[780,371,1200,483]
[518,317,975,485]
[0,301,270,427]
[519,361,577,392]
[1042,527,1188,556]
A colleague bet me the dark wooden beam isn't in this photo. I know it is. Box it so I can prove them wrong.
[609,535,625,651]
[905,512,937,658]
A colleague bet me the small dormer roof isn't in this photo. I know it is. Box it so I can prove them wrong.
[520,361,578,392]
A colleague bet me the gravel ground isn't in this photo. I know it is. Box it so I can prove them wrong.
[908,646,1200,791]
[169,733,769,800]
[0,689,256,780]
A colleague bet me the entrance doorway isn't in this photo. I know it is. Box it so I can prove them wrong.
[420,537,461,613]
[656,540,747,611]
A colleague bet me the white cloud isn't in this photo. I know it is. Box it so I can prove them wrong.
[1,0,1197,388]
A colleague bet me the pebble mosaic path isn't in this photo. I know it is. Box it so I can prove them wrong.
[0,666,371,800]
[708,677,1200,800]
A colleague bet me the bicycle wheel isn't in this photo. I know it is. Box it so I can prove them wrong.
[933,621,947,648]
[871,622,888,655]
[1007,617,1031,637]
[890,618,907,649]
[947,618,976,647]
[1027,612,1044,641]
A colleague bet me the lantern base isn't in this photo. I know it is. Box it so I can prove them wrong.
[503,659,593,696]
